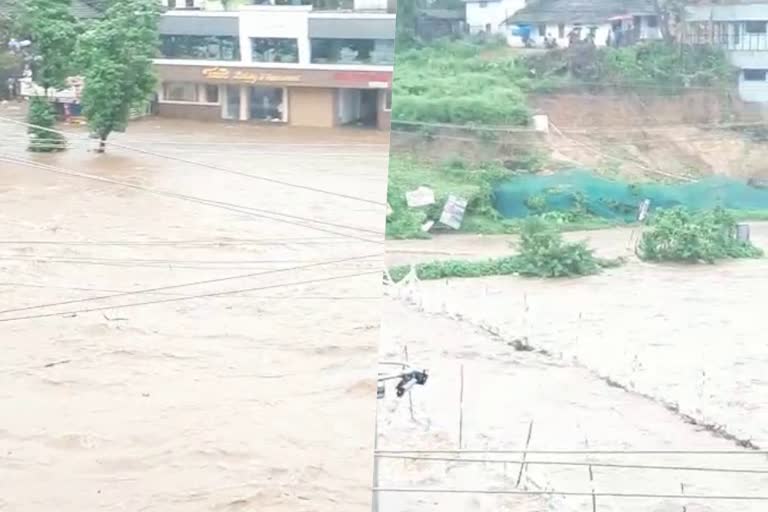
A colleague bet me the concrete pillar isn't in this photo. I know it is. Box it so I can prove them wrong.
[239,85,249,121]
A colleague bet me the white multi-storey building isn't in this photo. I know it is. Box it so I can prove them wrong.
[685,2,768,103]
[154,3,395,129]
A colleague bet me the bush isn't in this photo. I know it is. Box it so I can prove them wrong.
[514,217,616,277]
[637,207,763,263]
[27,96,66,152]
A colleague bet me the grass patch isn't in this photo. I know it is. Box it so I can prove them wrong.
[386,156,618,239]
[393,39,531,126]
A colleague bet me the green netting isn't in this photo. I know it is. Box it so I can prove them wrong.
[493,170,768,222]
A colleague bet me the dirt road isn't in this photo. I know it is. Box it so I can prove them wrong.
[0,108,388,511]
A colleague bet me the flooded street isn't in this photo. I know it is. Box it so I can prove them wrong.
[0,106,388,511]
[379,227,768,511]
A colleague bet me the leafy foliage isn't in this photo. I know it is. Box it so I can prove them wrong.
[77,0,161,151]
[393,40,531,125]
[637,207,763,263]
[16,0,79,91]
[27,96,66,152]
[388,218,621,281]
[514,217,618,277]
[385,156,517,238]
[395,38,732,126]
[524,42,732,91]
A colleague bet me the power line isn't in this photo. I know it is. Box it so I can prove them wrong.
[1,281,380,300]
[376,454,768,475]
[0,269,381,323]
[0,254,377,266]
[376,449,768,456]
[372,487,768,500]
[0,154,382,237]
[0,115,385,205]
[0,155,384,245]
[0,253,380,316]
[0,236,350,246]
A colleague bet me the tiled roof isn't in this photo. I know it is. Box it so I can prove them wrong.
[506,0,656,25]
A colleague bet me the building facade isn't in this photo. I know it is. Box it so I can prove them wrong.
[464,0,526,34]
[154,5,394,129]
[503,0,662,48]
[685,3,768,103]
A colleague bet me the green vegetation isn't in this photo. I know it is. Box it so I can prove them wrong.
[388,218,622,282]
[392,39,733,126]
[393,40,531,126]
[16,0,79,92]
[27,96,66,152]
[638,207,763,263]
[386,156,614,239]
[526,41,732,92]
[77,0,161,152]
[3,0,160,152]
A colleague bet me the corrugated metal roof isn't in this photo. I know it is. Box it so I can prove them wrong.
[506,0,656,25]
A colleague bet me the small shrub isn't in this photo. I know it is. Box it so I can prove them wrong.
[638,207,763,263]
[514,217,609,277]
[27,97,66,152]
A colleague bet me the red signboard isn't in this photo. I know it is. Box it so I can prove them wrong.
[332,70,392,85]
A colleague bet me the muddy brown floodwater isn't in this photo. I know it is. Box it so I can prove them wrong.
[0,105,387,512]
[379,226,768,512]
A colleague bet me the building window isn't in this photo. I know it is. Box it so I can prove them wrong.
[310,38,394,65]
[383,90,391,111]
[185,0,194,7]
[251,38,299,63]
[538,24,546,37]
[204,85,219,103]
[646,15,659,28]
[162,83,220,103]
[745,21,767,34]
[479,0,487,7]
[558,23,565,38]
[743,69,767,81]
[250,87,285,122]
[159,35,240,61]
[167,0,177,8]
[163,82,198,102]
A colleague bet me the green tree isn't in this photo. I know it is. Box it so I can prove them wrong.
[27,95,66,151]
[77,0,161,152]
[16,0,79,92]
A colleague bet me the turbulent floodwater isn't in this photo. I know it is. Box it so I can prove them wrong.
[0,106,388,511]
[380,227,768,512]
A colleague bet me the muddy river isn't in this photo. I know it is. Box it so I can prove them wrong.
[0,105,388,511]
[380,227,768,512]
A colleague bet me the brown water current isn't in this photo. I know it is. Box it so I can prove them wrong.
[0,107,388,511]
[380,227,768,512]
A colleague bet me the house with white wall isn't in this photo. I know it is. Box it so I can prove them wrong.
[684,3,768,103]
[464,0,527,34]
[502,0,662,48]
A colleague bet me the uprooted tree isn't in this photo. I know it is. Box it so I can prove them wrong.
[77,0,161,152]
